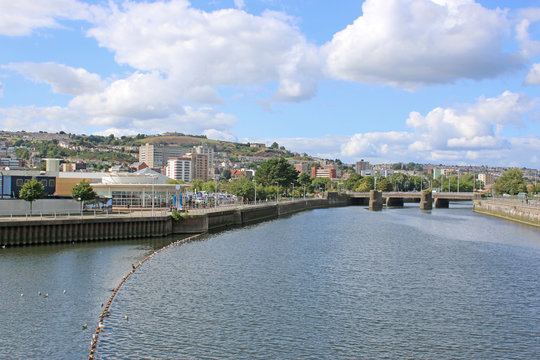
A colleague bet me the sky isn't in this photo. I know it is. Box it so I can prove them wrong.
[1,0,540,168]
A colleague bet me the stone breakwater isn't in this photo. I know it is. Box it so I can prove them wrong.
[473,200,540,228]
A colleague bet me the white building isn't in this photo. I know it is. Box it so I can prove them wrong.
[166,158,192,182]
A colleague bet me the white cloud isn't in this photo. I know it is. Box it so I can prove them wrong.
[323,0,522,89]
[264,91,539,167]
[0,105,83,133]
[5,62,105,95]
[406,91,535,151]
[203,129,237,142]
[86,0,322,103]
[0,82,3,97]
[234,0,246,10]
[525,63,540,85]
[0,0,93,36]
[69,72,184,125]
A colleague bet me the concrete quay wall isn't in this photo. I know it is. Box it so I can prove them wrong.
[1,196,348,246]
[0,215,172,246]
[473,200,540,228]
[174,196,345,234]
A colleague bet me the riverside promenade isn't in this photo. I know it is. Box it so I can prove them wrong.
[473,198,540,228]
[0,194,349,246]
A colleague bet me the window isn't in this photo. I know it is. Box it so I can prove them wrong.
[41,180,47,187]
[49,179,55,187]
[16,179,23,186]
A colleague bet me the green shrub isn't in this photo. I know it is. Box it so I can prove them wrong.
[171,210,190,221]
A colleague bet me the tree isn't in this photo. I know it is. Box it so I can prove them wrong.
[355,176,374,192]
[312,177,331,193]
[223,176,255,200]
[190,179,204,192]
[493,169,527,195]
[71,181,97,212]
[344,173,362,190]
[270,142,279,149]
[377,178,393,191]
[255,157,299,187]
[298,173,312,194]
[19,179,45,214]
[202,181,218,194]
[221,169,231,180]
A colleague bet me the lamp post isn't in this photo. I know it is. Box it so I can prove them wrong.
[457,169,460,193]
[275,182,279,203]
[215,180,219,210]
[254,178,257,204]
[292,183,294,201]
[151,175,156,216]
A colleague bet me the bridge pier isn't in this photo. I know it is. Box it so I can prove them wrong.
[420,190,432,210]
[386,197,404,207]
[369,190,383,211]
[434,198,449,208]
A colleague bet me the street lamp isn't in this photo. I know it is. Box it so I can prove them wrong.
[275,181,279,203]
[292,183,294,201]
[151,175,157,216]
[254,178,257,204]
[215,180,219,210]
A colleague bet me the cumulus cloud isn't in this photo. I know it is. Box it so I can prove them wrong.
[203,129,238,142]
[525,63,540,85]
[234,0,246,10]
[406,91,535,152]
[86,0,322,103]
[323,0,522,89]
[5,62,105,95]
[265,92,538,166]
[0,0,93,36]
[0,105,83,133]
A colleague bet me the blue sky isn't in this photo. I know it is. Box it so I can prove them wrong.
[1,0,540,168]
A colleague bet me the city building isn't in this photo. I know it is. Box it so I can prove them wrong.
[294,163,308,174]
[433,168,452,179]
[355,159,370,173]
[44,158,61,172]
[62,162,87,172]
[128,162,148,172]
[188,153,209,181]
[478,173,496,187]
[138,144,190,168]
[166,157,192,182]
[0,170,56,199]
[311,167,337,179]
[0,158,23,169]
[91,170,187,209]
[193,144,215,177]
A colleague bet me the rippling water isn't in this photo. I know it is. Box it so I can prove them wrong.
[93,206,540,359]
[0,237,182,359]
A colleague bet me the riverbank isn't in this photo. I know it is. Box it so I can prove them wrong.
[473,199,540,228]
[0,194,349,246]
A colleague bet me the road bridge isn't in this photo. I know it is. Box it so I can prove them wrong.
[348,191,484,209]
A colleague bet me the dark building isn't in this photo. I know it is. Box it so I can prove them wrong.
[0,174,56,199]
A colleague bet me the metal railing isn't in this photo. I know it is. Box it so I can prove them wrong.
[481,197,540,209]
[0,208,170,221]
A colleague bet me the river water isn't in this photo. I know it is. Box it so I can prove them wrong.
[1,205,539,359]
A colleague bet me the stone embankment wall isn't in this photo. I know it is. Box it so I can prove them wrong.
[473,200,540,228]
[1,194,350,246]
[0,216,172,246]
